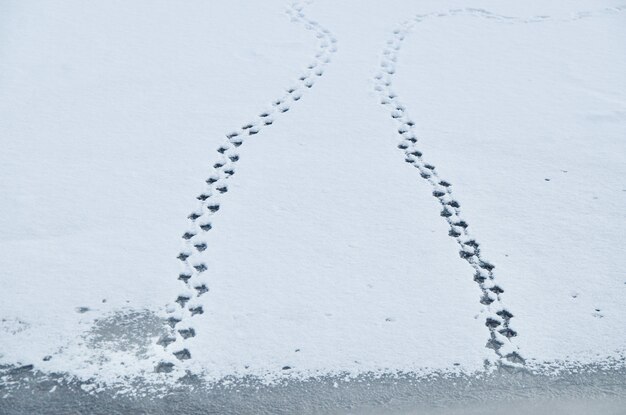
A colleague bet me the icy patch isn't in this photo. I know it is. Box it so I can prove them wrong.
[84,309,167,357]
[1,359,625,414]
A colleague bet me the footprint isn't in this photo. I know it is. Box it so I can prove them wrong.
[155,362,174,373]
[193,264,207,273]
[178,328,196,339]
[176,296,191,307]
[195,284,209,295]
[174,349,191,360]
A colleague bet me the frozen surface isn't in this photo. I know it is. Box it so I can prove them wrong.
[0,0,625,400]
[1,360,626,415]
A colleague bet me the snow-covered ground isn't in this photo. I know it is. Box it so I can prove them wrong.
[1,0,625,401]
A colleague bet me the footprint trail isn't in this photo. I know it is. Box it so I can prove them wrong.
[374,5,626,366]
[155,1,337,374]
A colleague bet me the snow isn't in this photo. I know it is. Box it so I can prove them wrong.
[0,0,625,391]
[391,5,626,364]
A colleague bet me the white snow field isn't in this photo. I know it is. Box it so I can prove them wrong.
[1,0,625,398]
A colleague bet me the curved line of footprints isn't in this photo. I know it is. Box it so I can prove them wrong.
[374,9,531,365]
[374,6,626,366]
[155,1,337,373]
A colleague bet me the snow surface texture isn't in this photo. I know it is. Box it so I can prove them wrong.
[0,0,625,391]
[155,2,338,374]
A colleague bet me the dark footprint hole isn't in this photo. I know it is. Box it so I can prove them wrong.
[397,143,409,150]
[440,208,453,218]
[197,194,210,201]
[448,200,460,208]
[195,284,209,295]
[449,229,461,238]
[178,274,192,283]
[177,253,190,262]
[194,243,207,252]
[242,124,254,130]
[433,190,445,198]
[229,155,239,162]
[199,223,212,231]
[231,140,243,147]
[496,309,513,319]
[213,162,224,169]
[194,264,207,273]
[264,119,274,125]
[453,221,468,228]
[249,129,259,135]
[439,181,451,187]
[155,362,174,373]
[480,294,495,305]
[499,328,517,338]
[188,212,201,221]
[157,335,176,347]
[409,150,421,156]
[226,132,239,139]
[176,296,191,307]
[479,262,495,271]
[217,186,228,194]
[473,272,486,283]
[486,337,503,350]
[485,317,501,328]
[217,147,228,154]
[206,176,219,184]
[166,317,181,328]
[420,172,431,179]
[178,328,196,339]
[464,240,479,248]
[174,349,191,361]
[459,250,474,259]
[224,169,235,176]
[259,112,271,117]
[189,306,204,316]
[208,204,220,213]
[505,352,525,364]
[182,232,195,240]
[491,286,505,295]
[282,366,292,370]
